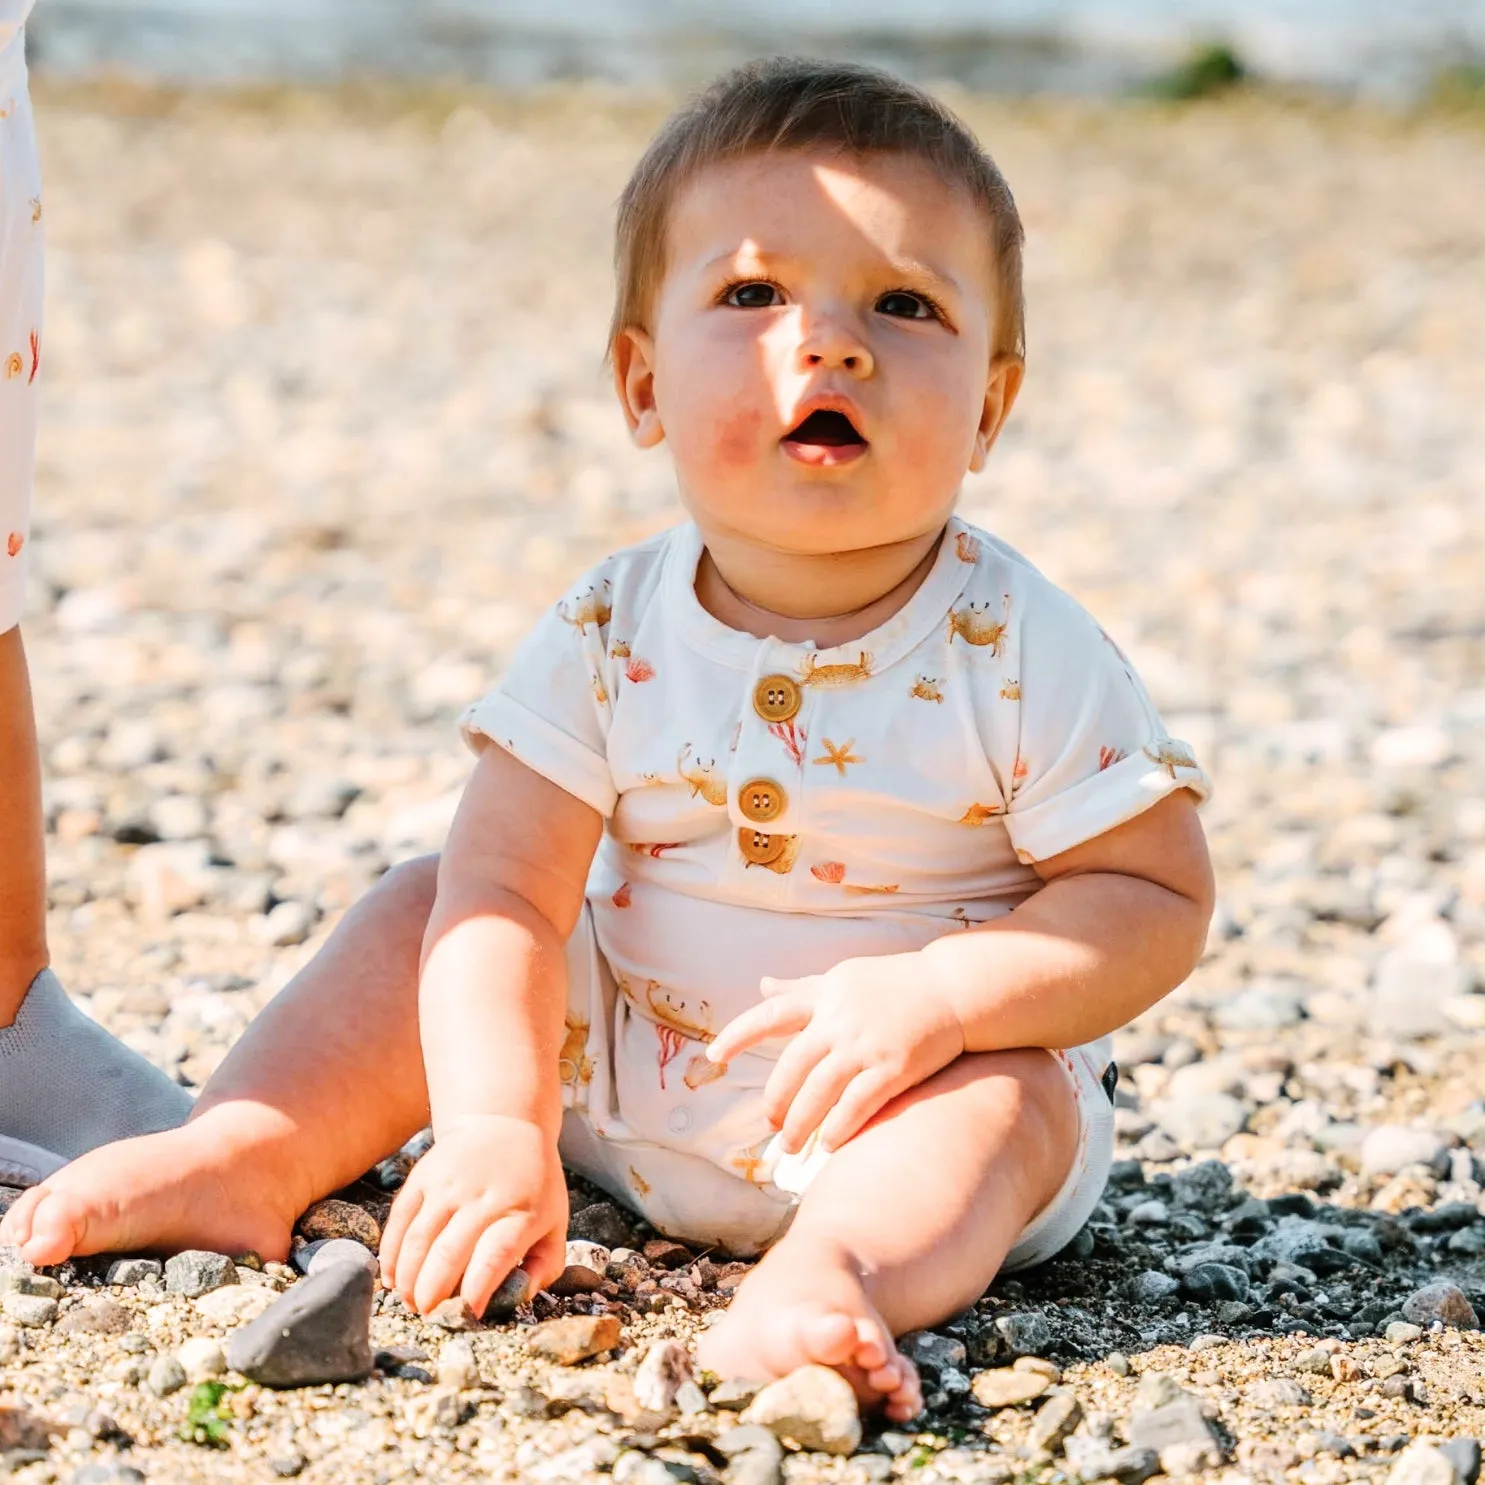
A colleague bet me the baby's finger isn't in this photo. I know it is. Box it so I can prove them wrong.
[818,1067,901,1152]
[377,1182,424,1289]
[458,1212,536,1316]
[708,995,811,1063]
[779,1055,854,1154]
[391,1194,457,1310]
[416,1202,505,1316]
[761,1028,829,1130]
[523,1224,569,1296]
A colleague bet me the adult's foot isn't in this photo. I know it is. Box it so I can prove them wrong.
[0,968,194,1158]
[0,1120,301,1267]
[696,1237,922,1422]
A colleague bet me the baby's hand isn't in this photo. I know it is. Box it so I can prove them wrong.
[378,1115,569,1317]
[707,955,965,1155]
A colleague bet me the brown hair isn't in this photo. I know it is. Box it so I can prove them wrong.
[609,56,1025,364]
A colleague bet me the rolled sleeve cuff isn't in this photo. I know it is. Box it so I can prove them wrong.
[1005,742,1212,864]
[459,693,617,818]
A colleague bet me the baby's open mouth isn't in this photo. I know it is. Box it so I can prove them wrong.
[784,409,866,448]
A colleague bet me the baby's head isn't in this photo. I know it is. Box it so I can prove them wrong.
[609,57,1025,561]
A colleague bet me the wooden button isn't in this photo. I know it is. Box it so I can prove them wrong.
[738,828,787,866]
[753,674,802,724]
[738,777,786,824]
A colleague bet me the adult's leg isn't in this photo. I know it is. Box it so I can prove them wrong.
[697,1049,1081,1421]
[0,52,192,1155]
[0,854,441,1264]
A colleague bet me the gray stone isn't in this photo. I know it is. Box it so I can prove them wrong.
[1129,1270,1180,1302]
[1385,1321,1424,1343]
[1180,1263,1250,1303]
[482,1267,531,1320]
[0,1268,61,1298]
[106,1258,164,1287]
[1437,1440,1481,1485]
[226,1261,374,1387]
[568,1201,633,1249]
[708,1378,762,1411]
[71,1466,147,1485]
[178,1336,227,1381]
[1387,1443,1465,1485]
[1,1293,57,1327]
[633,1339,694,1413]
[1170,1160,1234,1212]
[1169,1242,1253,1275]
[1133,1373,1189,1410]
[1072,1444,1161,1484]
[1401,1283,1479,1330]
[164,1249,238,1298]
[741,1364,861,1456]
[901,1330,969,1374]
[1360,1125,1451,1178]
[300,1238,379,1279]
[1247,1377,1310,1408]
[146,1355,187,1396]
[994,1311,1054,1356]
[1215,983,1305,1030]
[972,1368,1051,1408]
[1127,1397,1226,1474]
[1152,1093,1247,1150]
[437,1338,479,1391]
[1027,1392,1083,1454]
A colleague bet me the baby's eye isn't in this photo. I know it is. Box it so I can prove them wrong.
[877,290,937,320]
[724,281,782,309]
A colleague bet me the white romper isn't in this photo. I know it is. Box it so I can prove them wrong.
[460,515,1211,1260]
[0,4,42,636]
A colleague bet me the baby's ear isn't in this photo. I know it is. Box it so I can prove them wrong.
[613,326,665,449]
[969,354,1024,471]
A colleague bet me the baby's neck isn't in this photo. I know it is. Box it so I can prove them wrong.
[695,526,946,647]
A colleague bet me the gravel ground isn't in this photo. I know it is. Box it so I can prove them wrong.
[1,79,1483,1484]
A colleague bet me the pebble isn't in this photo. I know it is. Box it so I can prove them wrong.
[632,1339,694,1412]
[1180,1262,1250,1303]
[1152,1093,1247,1149]
[1388,1443,1467,1485]
[1401,1282,1480,1329]
[1248,1377,1311,1408]
[1127,1397,1226,1474]
[1439,1441,1481,1485]
[993,1311,1054,1356]
[482,1268,532,1320]
[526,1314,621,1365]
[146,1355,187,1397]
[1,1293,57,1328]
[568,1202,634,1249]
[294,1238,380,1279]
[716,1425,785,1485]
[1360,1125,1452,1178]
[1385,1321,1424,1343]
[1070,1443,1161,1484]
[426,1298,481,1331]
[106,1258,163,1287]
[709,1378,762,1411]
[297,1199,381,1248]
[437,1338,480,1391]
[226,1262,375,1387]
[177,1336,228,1381]
[56,1297,132,1336]
[1026,1391,1083,1454]
[195,1285,279,1325]
[971,1368,1051,1408]
[164,1250,237,1298]
[741,1364,862,1456]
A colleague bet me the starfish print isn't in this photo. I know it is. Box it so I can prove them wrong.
[812,738,862,777]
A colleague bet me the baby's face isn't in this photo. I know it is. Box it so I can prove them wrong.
[617,149,1016,558]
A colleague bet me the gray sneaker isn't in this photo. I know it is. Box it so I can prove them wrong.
[0,1133,66,1188]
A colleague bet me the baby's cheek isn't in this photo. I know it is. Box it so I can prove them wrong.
[713,406,764,468]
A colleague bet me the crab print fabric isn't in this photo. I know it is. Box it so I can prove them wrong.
[458,515,1211,1204]
[0,23,41,635]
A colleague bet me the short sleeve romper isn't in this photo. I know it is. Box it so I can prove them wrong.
[0,3,42,635]
[460,517,1212,1259]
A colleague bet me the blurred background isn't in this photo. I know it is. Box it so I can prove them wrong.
[15,1,1485,1170]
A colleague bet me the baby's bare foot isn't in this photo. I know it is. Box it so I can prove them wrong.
[0,1121,301,1268]
[696,1240,921,1422]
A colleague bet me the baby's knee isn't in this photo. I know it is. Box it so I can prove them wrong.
[930,1048,1080,1158]
[373,853,441,916]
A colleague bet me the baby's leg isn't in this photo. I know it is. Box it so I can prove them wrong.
[0,855,441,1266]
[697,1050,1080,1422]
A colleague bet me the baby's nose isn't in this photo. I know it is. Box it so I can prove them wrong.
[797,320,874,378]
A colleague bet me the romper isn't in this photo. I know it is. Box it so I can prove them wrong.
[0,6,41,636]
[460,515,1212,1260]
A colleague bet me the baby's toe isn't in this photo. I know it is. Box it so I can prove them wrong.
[865,1359,904,1394]
[883,1361,923,1423]
[0,1185,43,1245]
[849,1317,893,1374]
[14,1187,87,1266]
[796,1309,863,1370]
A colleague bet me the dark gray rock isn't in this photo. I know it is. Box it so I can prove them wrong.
[105,1258,163,1287]
[226,1262,374,1387]
[1129,1270,1180,1302]
[1180,1263,1250,1304]
[294,1238,379,1279]
[1438,1440,1481,1485]
[164,1250,237,1298]
[994,1311,1054,1357]
[568,1201,633,1249]
[1170,1160,1235,1213]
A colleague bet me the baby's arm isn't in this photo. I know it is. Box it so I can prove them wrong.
[378,744,601,1316]
[709,790,1211,1155]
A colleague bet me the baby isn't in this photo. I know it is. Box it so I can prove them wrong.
[2,58,1214,1418]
